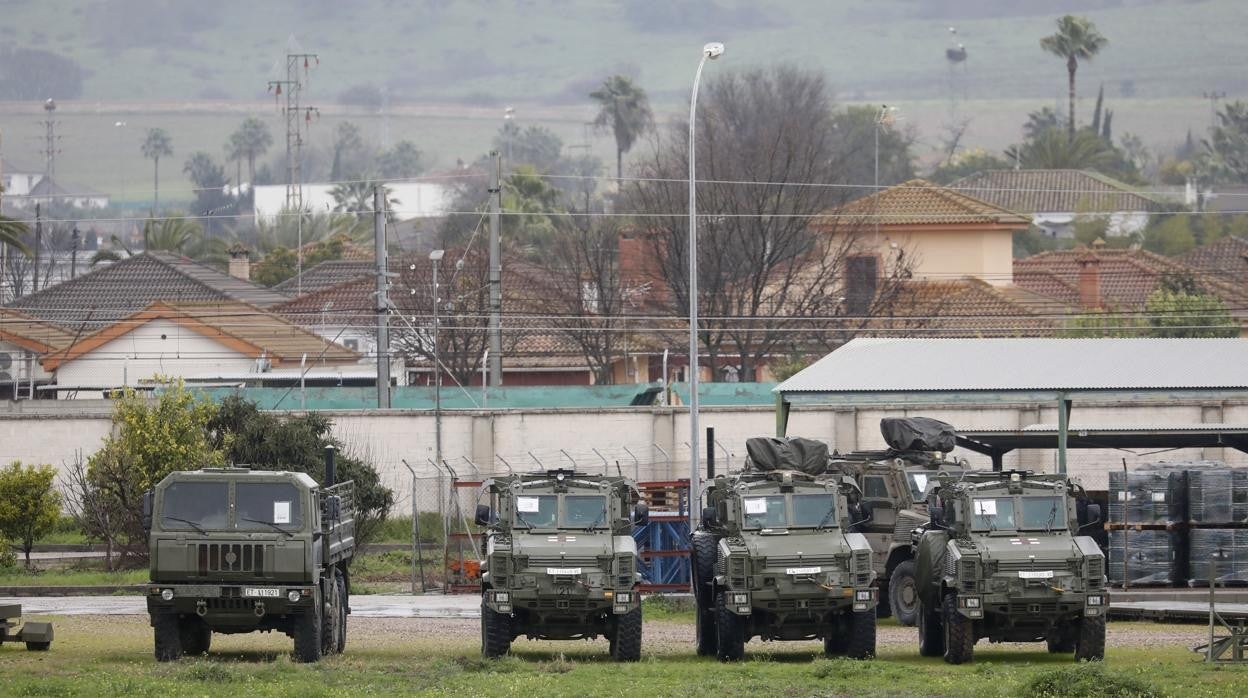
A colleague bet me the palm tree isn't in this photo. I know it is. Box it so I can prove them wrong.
[0,215,32,257]
[228,117,273,185]
[90,215,206,266]
[1040,15,1109,139]
[140,128,174,215]
[1005,128,1120,171]
[590,75,654,181]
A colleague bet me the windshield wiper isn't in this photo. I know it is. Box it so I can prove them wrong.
[163,516,208,535]
[514,510,533,529]
[584,509,607,532]
[240,517,294,538]
[816,506,838,532]
[1044,501,1059,534]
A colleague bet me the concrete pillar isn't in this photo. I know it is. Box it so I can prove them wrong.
[651,408,676,480]
[1017,405,1046,473]
[1201,402,1225,462]
[471,414,495,474]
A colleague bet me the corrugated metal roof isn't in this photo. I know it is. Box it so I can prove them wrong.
[776,338,1248,393]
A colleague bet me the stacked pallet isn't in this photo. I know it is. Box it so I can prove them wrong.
[1107,462,1248,587]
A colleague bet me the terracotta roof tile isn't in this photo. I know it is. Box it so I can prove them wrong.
[0,309,77,353]
[951,169,1169,214]
[1177,236,1248,283]
[818,179,1031,227]
[274,260,375,295]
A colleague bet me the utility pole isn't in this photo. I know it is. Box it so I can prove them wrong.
[267,52,319,293]
[1203,90,1227,133]
[70,227,80,280]
[40,99,59,181]
[488,151,503,386]
[32,203,41,294]
[374,186,391,409]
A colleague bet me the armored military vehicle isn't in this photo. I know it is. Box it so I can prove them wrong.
[692,437,878,662]
[475,469,648,661]
[0,604,52,651]
[912,470,1107,664]
[144,463,355,663]
[825,417,965,626]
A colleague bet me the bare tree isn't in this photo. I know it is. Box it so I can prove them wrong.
[395,247,494,387]
[624,65,916,381]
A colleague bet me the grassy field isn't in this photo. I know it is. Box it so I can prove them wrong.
[0,614,1242,697]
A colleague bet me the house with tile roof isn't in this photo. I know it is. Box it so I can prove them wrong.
[952,169,1171,239]
[0,309,76,398]
[273,260,375,296]
[813,179,1032,286]
[40,301,360,397]
[6,251,291,331]
[1177,235,1248,285]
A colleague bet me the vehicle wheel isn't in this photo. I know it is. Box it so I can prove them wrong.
[715,591,745,662]
[692,533,719,656]
[1074,615,1106,662]
[153,613,183,662]
[1047,627,1076,653]
[293,589,323,663]
[480,595,513,658]
[322,569,343,656]
[823,614,848,656]
[25,641,50,651]
[889,560,919,627]
[917,599,945,657]
[179,618,211,656]
[610,606,642,662]
[336,572,348,654]
[845,607,877,660]
[942,592,974,665]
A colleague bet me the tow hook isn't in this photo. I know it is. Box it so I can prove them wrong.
[254,602,267,618]
[195,601,207,617]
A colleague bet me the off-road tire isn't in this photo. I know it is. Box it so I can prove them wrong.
[1074,615,1106,662]
[610,606,643,662]
[293,591,323,663]
[715,591,746,662]
[693,533,719,656]
[917,599,945,657]
[889,560,919,627]
[1047,627,1076,653]
[846,607,877,660]
[25,641,50,651]
[179,618,211,656]
[480,596,513,658]
[942,592,974,665]
[336,572,348,654]
[153,613,183,662]
[823,614,848,656]
[322,569,343,656]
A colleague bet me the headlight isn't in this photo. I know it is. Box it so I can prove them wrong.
[615,592,632,603]
[160,589,174,601]
[965,597,980,609]
[494,591,510,603]
[1086,595,1102,606]
[732,593,749,605]
[287,590,302,603]
[855,590,872,602]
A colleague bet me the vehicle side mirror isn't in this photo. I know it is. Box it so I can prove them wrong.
[858,501,874,523]
[475,504,493,527]
[323,495,341,523]
[931,504,946,527]
[701,506,718,528]
[1080,503,1102,530]
[633,503,649,527]
[142,489,153,534]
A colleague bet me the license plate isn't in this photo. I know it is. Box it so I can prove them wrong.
[243,587,282,597]
[786,566,822,575]
[1018,570,1054,579]
[546,568,582,576]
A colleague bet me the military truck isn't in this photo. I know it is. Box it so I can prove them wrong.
[912,470,1107,664]
[0,604,52,651]
[692,437,878,662]
[475,469,648,661]
[825,417,965,626]
[144,463,355,663]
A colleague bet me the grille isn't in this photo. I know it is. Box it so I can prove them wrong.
[762,554,840,569]
[1008,601,1059,615]
[205,597,258,610]
[197,543,269,575]
[960,560,978,592]
[1086,557,1104,589]
[853,550,872,586]
[993,559,1068,574]
[893,512,926,541]
[728,556,748,587]
[531,598,593,610]
[527,556,598,568]
[615,556,634,587]
[491,554,509,587]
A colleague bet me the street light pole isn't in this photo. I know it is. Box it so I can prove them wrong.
[687,42,723,537]
[430,249,445,468]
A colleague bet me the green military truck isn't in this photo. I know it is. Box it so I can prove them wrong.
[912,470,1107,664]
[692,437,878,662]
[475,469,648,661]
[144,463,355,663]
[826,417,965,626]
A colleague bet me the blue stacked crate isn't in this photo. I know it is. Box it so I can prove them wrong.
[1107,466,1188,586]
[1186,467,1248,587]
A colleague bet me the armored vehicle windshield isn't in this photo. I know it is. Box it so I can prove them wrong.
[969,494,1066,532]
[740,492,838,529]
[512,493,609,529]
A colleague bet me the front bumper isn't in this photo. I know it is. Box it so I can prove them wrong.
[145,583,316,618]
[954,590,1108,620]
[725,586,877,616]
[485,587,640,615]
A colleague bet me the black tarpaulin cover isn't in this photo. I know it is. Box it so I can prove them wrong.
[745,437,829,475]
[879,417,957,453]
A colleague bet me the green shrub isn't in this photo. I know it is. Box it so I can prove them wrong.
[0,533,17,569]
[1021,664,1160,698]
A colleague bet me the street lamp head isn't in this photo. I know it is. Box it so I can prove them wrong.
[703,42,724,59]
[429,249,445,262]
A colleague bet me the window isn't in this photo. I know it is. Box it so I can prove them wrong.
[564,496,607,528]
[970,497,1016,531]
[791,494,837,528]
[845,255,879,316]
[344,339,360,352]
[236,482,303,530]
[742,495,787,529]
[1020,496,1066,531]
[514,494,558,528]
[161,482,229,530]
[864,476,889,499]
